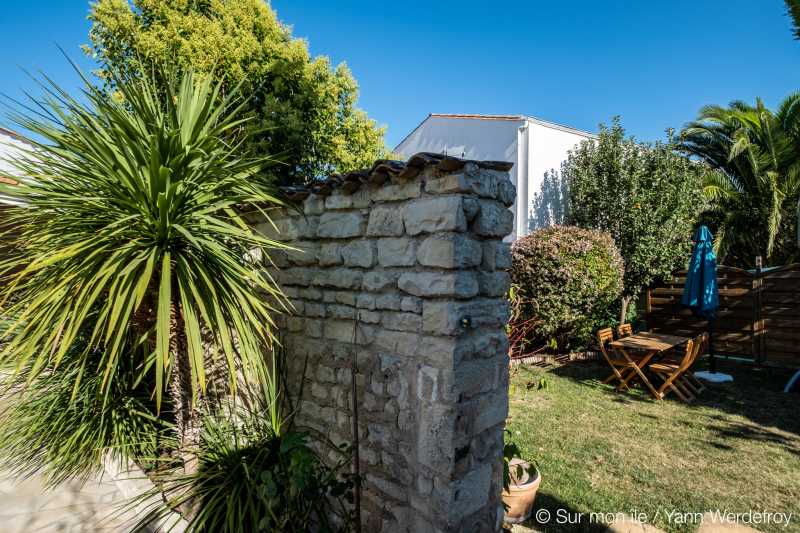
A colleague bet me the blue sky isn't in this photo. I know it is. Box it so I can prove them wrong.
[2,0,799,148]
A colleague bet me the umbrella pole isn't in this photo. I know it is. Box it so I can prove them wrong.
[708,316,716,374]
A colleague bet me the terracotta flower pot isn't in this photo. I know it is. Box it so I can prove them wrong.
[502,459,541,524]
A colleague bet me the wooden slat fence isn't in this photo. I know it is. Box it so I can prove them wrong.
[644,263,800,368]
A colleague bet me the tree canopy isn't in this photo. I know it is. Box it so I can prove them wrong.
[680,96,800,267]
[87,0,388,185]
[563,119,705,320]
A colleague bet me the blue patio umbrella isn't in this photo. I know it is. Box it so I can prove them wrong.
[681,225,720,372]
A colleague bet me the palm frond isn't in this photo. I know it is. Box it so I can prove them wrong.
[0,66,289,410]
[787,0,800,40]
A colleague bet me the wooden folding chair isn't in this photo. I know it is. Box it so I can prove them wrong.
[680,333,708,395]
[598,328,637,390]
[648,339,696,402]
[617,323,633,338]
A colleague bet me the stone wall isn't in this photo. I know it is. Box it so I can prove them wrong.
[257,159,515,532]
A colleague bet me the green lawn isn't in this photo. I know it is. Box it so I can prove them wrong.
[506,359,800,532]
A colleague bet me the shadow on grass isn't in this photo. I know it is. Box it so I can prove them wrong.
[520,492,611,533]
[705,421,800,456]
[540,358,800,438]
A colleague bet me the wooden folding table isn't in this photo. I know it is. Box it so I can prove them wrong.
[609,332,691,400]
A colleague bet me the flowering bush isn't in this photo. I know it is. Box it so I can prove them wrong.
[509,226,624,353]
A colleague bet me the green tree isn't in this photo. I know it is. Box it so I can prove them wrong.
[0,67,287,460]
[680,96,800,267]
[786,0,800,40]
[87,0,388,185]
[564,118,705,322]
[509,226,624,353]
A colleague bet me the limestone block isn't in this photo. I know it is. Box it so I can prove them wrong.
[450,464,493,522]
[258,216,318,241]
[319,242,343,266]
[328,304,356,320]
[325,192,356,210]
[316,365,335,384]
[398,271,478,299]
[382,311,422,333]
[422,299,509,336]
[367,206,405,237]
[417,234,482,269]
[404,197,467,235]
[342,240,375,268]
[400,296,422,314]
[375,293,402,311]
[324,320,357,343]
[318,211,365,238]
[356,293,377,310]
[286,241,319,266]
[425,169,497,199]
[481,241,512,271]
[363,271,400,292]
[323,290,356,306]
[454,359,497,399]
[417,404,454,473]
[310,268,363,290]
[477,271,510,297]
[471,391,508,434]
[377,238,416,267]
[496,177,516,207]
[373,328,418,357]
[371,180,421,202]
[276,267,312,286]
[304,195,325,215]
[472,200,513,237]
[357,309,382,324]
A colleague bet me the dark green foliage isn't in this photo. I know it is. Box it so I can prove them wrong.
[138,397,355,533]
[509,226,624,353]
[564,118,705,319]
[87,0,388,185]
[0,344,170,487]
[0,66,288,412]
[680,96,800,267]
[787,0,800,40]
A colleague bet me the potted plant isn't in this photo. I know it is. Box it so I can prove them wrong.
[502,433,541,524]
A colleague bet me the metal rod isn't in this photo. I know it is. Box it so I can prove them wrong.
[709,316,717,373]
[350,320,362,533]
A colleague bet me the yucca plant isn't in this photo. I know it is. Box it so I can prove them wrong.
[133,376,356,533]
[0,64,288,460]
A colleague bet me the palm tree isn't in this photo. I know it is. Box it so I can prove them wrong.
[787,0,800,40]
[0,66,288,461]
[680,95,800,267]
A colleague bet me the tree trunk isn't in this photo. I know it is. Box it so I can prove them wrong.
[620,295,632,326]
[167,300,202,521]
[168,301,201,470]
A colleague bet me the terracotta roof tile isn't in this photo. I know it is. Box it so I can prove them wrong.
[280,152,513,201]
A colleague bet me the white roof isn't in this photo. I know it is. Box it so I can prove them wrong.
[394,113,595,161]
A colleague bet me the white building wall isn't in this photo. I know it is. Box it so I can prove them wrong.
[526,121,593,231]
[0,130,29,206]
[0,130,28,178]
[394,115,594,239]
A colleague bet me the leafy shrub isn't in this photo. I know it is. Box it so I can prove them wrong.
[139,381,355,533]
[509,226,624,353]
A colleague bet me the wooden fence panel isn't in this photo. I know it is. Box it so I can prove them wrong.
[760,264,800,366]
[644,264,800,368]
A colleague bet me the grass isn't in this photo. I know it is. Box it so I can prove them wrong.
[506,358,800,532]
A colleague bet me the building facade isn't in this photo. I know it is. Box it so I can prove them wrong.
[394,114,595,239]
